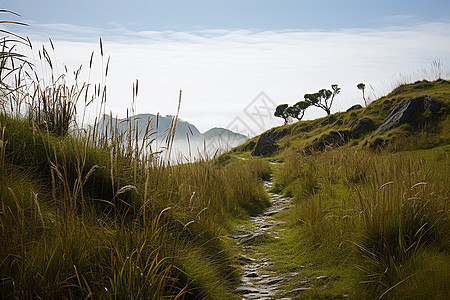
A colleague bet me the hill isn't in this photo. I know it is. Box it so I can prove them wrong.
[222,79,449,299]
[234,79,450,156]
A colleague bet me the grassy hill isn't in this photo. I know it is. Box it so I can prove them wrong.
[224,79,450,299]
[235,79,449,155]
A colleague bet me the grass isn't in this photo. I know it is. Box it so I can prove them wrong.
[0,21,272,299]
[269,144,449,299]
[234,78,450,156]
[0,112,273,298]
[229,77,449,297]
[1,10,449,299]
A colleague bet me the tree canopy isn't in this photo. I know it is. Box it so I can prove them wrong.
[274,83,340,124]
[274,100,311,124]
[357,83,367,106]
[286,101,310,120]
[304,84,340,115]
[274,104,290,124]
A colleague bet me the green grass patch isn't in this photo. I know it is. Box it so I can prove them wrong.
[272,144,449,299]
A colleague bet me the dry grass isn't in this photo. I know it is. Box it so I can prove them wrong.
[276,145,449,299]
[0,16,271,299]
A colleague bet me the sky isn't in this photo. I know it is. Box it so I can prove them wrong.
[2,1,450,135]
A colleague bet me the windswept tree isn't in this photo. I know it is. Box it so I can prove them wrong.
[357,83,367,106]
[274,104,290,124]
[304,84,340,115]
[286,100,310,120]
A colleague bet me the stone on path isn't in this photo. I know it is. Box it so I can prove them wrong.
[245,272,259,278]
[235,286,261,295]
[264,273,298,285]
[283,287,312,295]
[238,232,264,244]
[237,255,256,262]
[263,210,279,216]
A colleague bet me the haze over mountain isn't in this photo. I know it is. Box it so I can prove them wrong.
[100,113,248,159]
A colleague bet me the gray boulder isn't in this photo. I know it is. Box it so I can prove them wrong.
[318,115,337,127]
[304,130,350,153]
[350,118,375,139]
[332,119,343,128]
[266,128,287,141]
[375,96,441,133]
[251,133,279,156]
[346,104,363,112]
[241,140,256,152]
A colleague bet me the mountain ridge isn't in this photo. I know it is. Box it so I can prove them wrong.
[99,113,248,152]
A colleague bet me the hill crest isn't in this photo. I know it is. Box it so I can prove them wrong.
[233,79,450,156]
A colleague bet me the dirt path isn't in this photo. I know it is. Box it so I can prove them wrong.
[229,181,300,299]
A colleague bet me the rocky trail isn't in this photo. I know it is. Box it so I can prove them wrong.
[228,181,304,299]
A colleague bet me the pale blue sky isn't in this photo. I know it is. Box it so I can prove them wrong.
[4,0,450,31]
[1,1,450,136]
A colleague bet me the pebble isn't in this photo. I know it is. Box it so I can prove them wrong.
[245,272,259,278]
[283,287,312,295]
[300,280,311,284]
[263,210,279,216]
[237,255,256,262]
[235,286,261,295]
[266,277,285,285]
[239,232,264,244]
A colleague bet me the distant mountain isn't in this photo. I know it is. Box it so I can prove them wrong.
[99,113,202,140]
[203,127,248,147]
[99,114,248,152]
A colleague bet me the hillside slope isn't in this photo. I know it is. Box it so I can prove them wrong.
[224,79,449,299]
[234,79,449,155]
[0,113,269,299]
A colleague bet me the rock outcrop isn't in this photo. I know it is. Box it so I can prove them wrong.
[350,118,375,139]
[241,141,256,152]
[346,104,363,112]
[332,119,343,128]
[251,133,279,156]
[304,130,350,153]
[266,128,287,141]
[318,115,337,127]
[375,96,441,133]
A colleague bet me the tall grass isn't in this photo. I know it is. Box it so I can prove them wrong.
[366,58,447,104]
[277,145,449,298]
[0,14,270,299]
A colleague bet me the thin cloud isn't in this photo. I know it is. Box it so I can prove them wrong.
[6,21,450,133]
